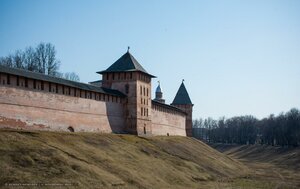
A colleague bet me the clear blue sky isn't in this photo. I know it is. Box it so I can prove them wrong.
[1,0,300,119]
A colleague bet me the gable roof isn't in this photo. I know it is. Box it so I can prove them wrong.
[171,82,193,105]
[97,52,155,77]
[0,65,125,97]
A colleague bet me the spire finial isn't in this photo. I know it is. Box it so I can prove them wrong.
[127,46,130,52]
[182,79,185,83]
[158,80,160,85]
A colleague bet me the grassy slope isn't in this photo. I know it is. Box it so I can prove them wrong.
[0,129,247,189]
[212,144,300,171]
[212,144,300,189]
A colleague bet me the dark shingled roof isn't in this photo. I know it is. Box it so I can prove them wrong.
[171,82,193,105]
[152,100,186,115]
[0,65,125,97]
[97,52,155,77]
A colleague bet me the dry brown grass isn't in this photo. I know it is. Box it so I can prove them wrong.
[212,144,300,189]
[0,129,248,189]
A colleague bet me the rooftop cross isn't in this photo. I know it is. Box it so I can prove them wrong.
[127,46,130,52]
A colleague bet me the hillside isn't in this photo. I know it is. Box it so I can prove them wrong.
[212,144,300,171]
[212,143,300,188]
[0,129,248,189]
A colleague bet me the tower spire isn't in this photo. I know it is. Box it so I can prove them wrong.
[127,46,130,53]
[154,80,165,103]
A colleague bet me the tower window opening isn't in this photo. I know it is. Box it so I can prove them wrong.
[125,84,129,94]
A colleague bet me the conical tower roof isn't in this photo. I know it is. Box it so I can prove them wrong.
[172,81,192,105]
[97,51,155,77]
[156,81,162,93]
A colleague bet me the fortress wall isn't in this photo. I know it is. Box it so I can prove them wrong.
[0,86,125,133]
[151,105,186,136]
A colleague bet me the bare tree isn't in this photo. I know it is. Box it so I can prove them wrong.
[24,47,37,72]
[0,42,79,81]
[63,72,80,82]
[35,42,60,76]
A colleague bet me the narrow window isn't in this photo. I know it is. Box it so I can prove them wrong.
[16,76,19,86]
[147,88,149,97]
[141,107,143,116]
[106,74,109,80]
[140,86,142,95]
[41,81,44,90]
[7,75,10,85]
[125,84,129,94]
[33,80,36,89]
[112,73,115,80]
[143,87,145,96]
[144,125,146,134]
[25,78,28,87]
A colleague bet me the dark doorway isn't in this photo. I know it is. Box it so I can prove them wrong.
[68,126,75,132]
[143,125,146,134]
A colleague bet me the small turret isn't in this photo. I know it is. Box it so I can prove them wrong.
[171,80,193,137]
[154,81,165,103]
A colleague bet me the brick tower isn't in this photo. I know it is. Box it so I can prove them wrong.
[97,49,155,135]
[171,80,193,137]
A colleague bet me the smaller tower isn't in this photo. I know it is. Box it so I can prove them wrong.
[154,81,165,103]
[171,80,193,137]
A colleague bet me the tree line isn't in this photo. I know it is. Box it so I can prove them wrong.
[0,42,80,81]
[192,108,300,147]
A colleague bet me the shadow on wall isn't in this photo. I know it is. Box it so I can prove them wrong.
[106,102,126,134]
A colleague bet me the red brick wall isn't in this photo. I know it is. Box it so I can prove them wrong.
[0,86,125,133]
[151,107,186,136]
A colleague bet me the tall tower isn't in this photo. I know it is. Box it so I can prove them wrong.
[97,49,155,135]
[171,80,193,137]
[154,81,165,103]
